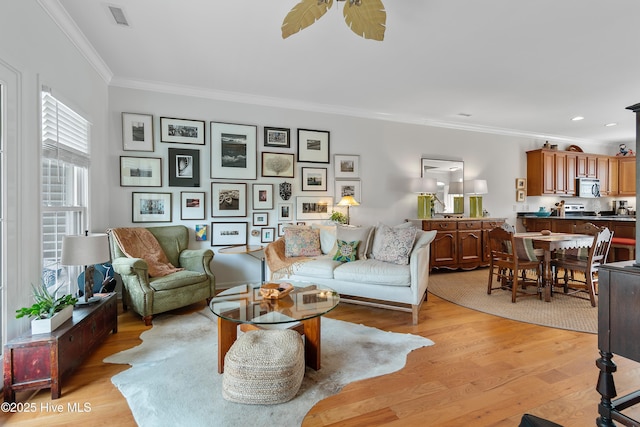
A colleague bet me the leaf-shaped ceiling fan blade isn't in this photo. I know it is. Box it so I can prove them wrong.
[282,0,333,39]
[343,0,386,41]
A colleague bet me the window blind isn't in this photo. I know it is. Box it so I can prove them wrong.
[41,91,90,167]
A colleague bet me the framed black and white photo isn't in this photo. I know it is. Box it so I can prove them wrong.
[160,117,205,145]
[252,183,273,209]
[296,196,333,220]
[210,122,257,179]
[261,227,276,243]
[264,127,290,148]
[261,152,295,178]
[301,167,327,191]
[297,129,330,163]
[132,192,172,223]
[278,203,293,221]
[334,154,360,179]
[211,222,247,246]
[180,191,205,220]
[253,212,268,226]
[122,112,154,152]
[334,180,361,203]
[211,182,247,217]
[120,156,162,187]
[168,148,200,187]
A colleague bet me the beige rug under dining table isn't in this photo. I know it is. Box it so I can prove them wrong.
[515,232,594,302]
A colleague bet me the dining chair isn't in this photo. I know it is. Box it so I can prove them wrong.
[550,225,613,307]
[487,227,542,303]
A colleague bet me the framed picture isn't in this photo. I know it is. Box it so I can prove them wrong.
[261,152,295,178]
[180,191,206,220]
[301,167,327,191]
[278,223,293,236]
[132,192,172,223]
[278,203,293,221]
[334,154,360,179]
[210,122,257,179]
[122,112,154,152]
[168,148,200,187]
[516,178,527,190]
[195,224,208,241]
[211,182,247,217]
[120,156,162,187]
[211,222,247,246]
[261,227,276,243]
[253,212,268,226]
[252,183,274,209]
[516,189,526,202]
[297,129,330,163]
[264,127,290,148]
[160,117,205,145]
[335,180,361,203]
[296,196,333,220]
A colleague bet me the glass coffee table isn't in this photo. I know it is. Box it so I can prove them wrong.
[210,281,339,373]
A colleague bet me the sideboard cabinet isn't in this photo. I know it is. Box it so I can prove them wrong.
[421,218,505,270]
[3,293,117,402]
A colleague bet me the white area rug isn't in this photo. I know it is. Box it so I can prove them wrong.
[104,308,433,427]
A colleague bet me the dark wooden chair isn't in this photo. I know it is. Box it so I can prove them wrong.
[487,227,542,303]
[550,224,613,306]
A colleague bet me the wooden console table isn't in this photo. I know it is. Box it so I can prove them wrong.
[596,262,640,426]
[3,292,117,402]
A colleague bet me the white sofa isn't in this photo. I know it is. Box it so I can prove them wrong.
[265,223,437,325]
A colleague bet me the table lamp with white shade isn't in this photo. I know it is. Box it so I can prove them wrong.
[413,177,439,219]
[466,179,488,218]
[337,195,360,225]
[61,232,111,303]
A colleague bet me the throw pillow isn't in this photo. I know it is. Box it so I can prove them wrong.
[332,240,359,262]
[336,225,374,260]
[372,224,418,265]
[311,223,338,254]
[369,221,416,258]
[284,227,322,257]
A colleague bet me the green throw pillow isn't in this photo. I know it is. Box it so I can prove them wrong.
[333,240,359,262]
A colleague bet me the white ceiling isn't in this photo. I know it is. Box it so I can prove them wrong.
[49,0,640,145]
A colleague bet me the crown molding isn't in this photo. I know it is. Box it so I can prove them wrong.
[38,0,113,84]
[111,76,608,146]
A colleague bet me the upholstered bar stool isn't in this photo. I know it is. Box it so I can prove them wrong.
[610,237,636,262]
[222,329,305,405]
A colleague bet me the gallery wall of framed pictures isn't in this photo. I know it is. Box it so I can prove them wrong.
[119,112,361,246]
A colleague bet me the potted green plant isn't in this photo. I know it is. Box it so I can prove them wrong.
[16,282,78,334]
[329,210,347,224]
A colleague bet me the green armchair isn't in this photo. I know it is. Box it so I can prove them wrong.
[108,225,215,325]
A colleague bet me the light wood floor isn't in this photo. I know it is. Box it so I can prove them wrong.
[3,287,640,426]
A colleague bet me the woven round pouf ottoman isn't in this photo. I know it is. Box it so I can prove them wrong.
[222,329,305,404]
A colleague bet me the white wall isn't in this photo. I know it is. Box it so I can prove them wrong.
[108,86,630,287]
[0,0,109,340]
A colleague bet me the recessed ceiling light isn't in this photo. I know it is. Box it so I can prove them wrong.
[571,116,584,121]
[605,122,618,127]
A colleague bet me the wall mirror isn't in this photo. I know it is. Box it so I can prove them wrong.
[421,158,464,214]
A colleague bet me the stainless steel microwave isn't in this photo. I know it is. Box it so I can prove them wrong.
[576,178,600,198]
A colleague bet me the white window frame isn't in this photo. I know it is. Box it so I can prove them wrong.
[41,90,90,296]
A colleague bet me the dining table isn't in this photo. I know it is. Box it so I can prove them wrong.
[514,232,595,302]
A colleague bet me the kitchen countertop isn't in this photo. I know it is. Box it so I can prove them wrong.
[519,214,636,222]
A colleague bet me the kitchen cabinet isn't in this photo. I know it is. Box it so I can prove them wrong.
[422,218,505,270]
[577,154,598,178]
[618,157,637,196]
[526,149,575,196]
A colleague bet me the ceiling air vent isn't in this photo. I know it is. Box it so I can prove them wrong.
[108,6,129,26]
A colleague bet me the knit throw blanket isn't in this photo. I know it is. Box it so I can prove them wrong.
[110,228,184,277]
[264,237,311,279]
